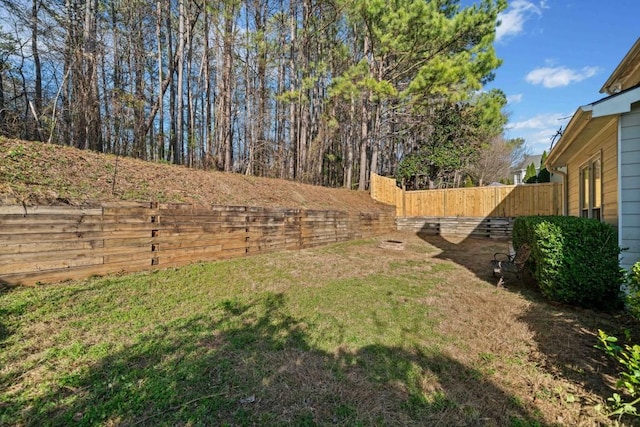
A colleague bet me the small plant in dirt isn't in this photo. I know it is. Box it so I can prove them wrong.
[512,216,624,309]
[596,262,640,421]
[5,143,26,160]
[596,329,640,421]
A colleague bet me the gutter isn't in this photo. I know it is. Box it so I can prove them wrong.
[549,166,568,216]
[618,117,623,253]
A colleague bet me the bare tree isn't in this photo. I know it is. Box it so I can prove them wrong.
[467,136,516,186]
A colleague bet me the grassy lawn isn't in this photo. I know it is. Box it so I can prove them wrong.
[0,232,632,426]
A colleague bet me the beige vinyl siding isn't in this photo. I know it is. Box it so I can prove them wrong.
[566,119,618,227]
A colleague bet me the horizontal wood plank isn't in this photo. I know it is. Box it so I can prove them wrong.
[0,202,395,286]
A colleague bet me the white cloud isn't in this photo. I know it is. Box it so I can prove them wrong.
[507,94,523,104]
[506,112,571,153]
[496,0,546,42]
[508,112,567,131]
[525,66,599,88]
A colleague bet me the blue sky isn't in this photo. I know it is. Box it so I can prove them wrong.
[486,0,639,155]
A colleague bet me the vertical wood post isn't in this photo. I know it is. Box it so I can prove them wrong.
[401,179,406,218]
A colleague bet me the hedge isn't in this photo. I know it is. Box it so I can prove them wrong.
[512,216,624,309]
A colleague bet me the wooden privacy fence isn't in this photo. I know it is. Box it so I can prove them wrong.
[0,203,395,286]
[370,173,403,207]
[370,173,562,217]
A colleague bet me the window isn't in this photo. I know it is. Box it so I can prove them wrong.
[580,156,602,220]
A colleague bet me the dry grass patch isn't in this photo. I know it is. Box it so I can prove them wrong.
[0,138,391,214]
[0,232,636,426]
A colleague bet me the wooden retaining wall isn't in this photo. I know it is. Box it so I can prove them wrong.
[0,203,395,286]
[396,216,514,239]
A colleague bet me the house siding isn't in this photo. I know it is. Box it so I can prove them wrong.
[620,103,640,270]
[566,121,618,227]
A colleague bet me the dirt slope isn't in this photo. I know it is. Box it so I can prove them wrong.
[0,138,393,214]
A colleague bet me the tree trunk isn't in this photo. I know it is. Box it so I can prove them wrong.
[344,97,355,189]
[156,0,165,161]
[31,0,42,140]
[203,5,213,167]
[358,96,369,191]
[186,7,194,167]
[83,0,102,152]
[255,0,268,177]
[358,33,371,191]
[174,0,185,164]
[215,1,235,172]
[133,6,146,159]
[289,1,297,179]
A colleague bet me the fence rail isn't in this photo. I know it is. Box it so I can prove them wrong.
[370,174,562,217]
[0,203,395,286]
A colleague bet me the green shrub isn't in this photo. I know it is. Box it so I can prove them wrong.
[537,167,550,183]
[537,151,551,183]
[597,330,640,420]
[512,216,624,309]
[523,162,537,183]
[626,262,640,319]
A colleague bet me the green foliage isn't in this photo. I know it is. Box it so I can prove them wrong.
[397,99,500,189]
[597,330,640,420]
[625,262,640,319]
[523,163,537,183]
[536,167,551,183]
[7,143,25,159]
[512,216,624,309]
[537,151,551,183]
[340,0,507,189]
[472,89,509,137]
[403,0,507,103]
[335,0,506,105]
[330,59,398,102]
[396,153,427,188]
[463,176,474,187]
[0,29,17,66]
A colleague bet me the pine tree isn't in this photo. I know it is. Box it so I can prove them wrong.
[537,150,551,183]
[524,162,538,184]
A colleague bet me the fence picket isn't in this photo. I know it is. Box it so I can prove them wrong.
[370,173,562,217]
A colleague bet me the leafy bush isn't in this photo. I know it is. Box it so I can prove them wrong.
[523,163,537,183]
[597,330,640,420]
[597,265,640,421]
[537,167,550,183]
[512,216,624,309]
[537,151,551,183]
[626,262,640,318]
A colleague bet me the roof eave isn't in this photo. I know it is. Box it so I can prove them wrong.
[600,38,640,95]
[546,85,640,168]
[546,107,590,168]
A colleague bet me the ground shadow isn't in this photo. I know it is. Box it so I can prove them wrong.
[517,296,640,398]
[6,290,547,426]
[414,231,639,421]
[417,233,536,291]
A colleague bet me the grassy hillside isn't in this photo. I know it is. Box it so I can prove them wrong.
[0,138,392,213]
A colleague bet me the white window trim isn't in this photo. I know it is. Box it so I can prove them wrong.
[579,152,603,221]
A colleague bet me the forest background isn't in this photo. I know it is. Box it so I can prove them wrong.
[0,0,527,191]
